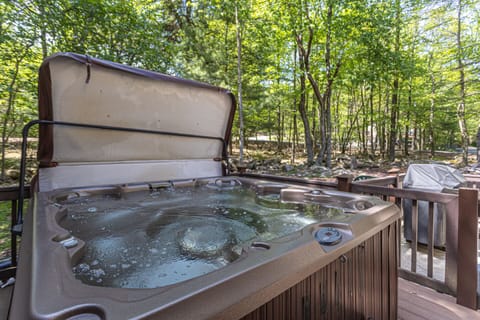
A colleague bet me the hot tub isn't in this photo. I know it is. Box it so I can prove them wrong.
[9,54,400,319]
[11,176,399,319]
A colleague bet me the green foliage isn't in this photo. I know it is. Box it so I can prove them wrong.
[1,0,479,169]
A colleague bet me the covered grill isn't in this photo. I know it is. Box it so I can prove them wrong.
[9,54,401,320]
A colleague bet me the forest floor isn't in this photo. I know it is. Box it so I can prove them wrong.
[229,146,479,180]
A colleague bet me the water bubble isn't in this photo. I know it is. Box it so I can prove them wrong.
[75,263,90,273]
[90,268,105,278]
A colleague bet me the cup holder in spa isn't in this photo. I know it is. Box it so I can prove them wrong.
[346,200,374,211]
[206,178,243,191]
[61,306,105,320]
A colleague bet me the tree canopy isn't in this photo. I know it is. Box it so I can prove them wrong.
[1,0,479,180]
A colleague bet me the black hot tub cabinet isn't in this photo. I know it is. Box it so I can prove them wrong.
[9,53,401,320]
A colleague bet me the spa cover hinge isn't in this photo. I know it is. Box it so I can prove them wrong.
[85,54,92,83]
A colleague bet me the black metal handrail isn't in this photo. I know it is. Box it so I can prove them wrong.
[15,119,230,234]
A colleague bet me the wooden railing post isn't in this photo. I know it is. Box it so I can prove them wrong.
[457,188,478,309]
[336,174,353,192]
[0,185,30,269]
[440,196,458,298]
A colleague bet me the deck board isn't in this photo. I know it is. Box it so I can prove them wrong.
[0,279,479,319]
[399,278,480,320]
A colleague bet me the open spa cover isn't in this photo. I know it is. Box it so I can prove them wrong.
[36,53,236,190]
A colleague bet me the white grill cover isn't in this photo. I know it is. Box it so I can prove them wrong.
[403,164,466,191]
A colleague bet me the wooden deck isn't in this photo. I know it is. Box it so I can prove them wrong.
[399,278,480,320]
[0,278,478,319]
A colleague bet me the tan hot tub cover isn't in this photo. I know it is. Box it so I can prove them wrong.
[37,53,236,190]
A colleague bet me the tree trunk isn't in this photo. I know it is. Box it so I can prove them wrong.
[39,3,49,59]
[277,104,282,151]
[389,81,399,161]
[235,4,245,164]
[404,112,410,156]
[369,84,375,155]
[389,0,401,162]
[428,53,436,158]
[378,82,385,158]
[298,73,314,164]
[1,44,31,181]
[333,89,341,152]
[280,109,285,151]
[291,112,297,164]
[292,46,298,164]
[383,87,390,159]
[360,85,368,154]
[316,87,326,165]
[456,0,469,166]
[1,64,20,181]
[295,32,315,164]
[341,87,361,155]
[324,86,332,167]
[295,1,341,168]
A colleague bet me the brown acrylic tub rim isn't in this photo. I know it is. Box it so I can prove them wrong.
[9,176,401,320]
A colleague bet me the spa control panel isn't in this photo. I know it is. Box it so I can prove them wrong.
[315,227,343,246]
[314,226,353,252]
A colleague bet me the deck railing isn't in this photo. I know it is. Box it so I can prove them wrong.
[337,174,479,310]
[0,185,30,280]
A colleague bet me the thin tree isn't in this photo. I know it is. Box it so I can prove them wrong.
[295,0,342,168]
[427,52,436,158]
[456,0,469,166]
[295,36,315,164]
[389,0,401,162]
[235,3,245,164]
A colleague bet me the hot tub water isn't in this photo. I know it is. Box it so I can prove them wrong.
[58,183,348,288]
